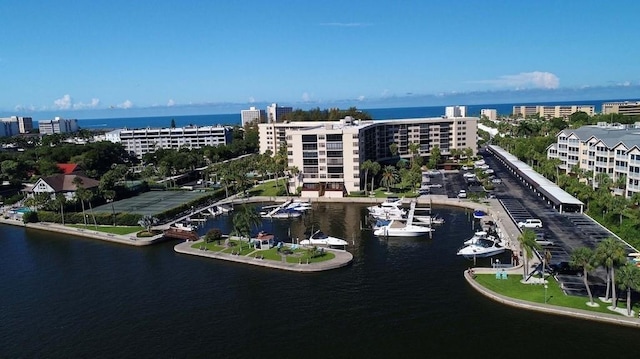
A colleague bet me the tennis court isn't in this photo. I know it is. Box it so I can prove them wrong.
[92,191,211,216]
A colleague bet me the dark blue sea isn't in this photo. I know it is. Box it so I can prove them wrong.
[68,99,623,130]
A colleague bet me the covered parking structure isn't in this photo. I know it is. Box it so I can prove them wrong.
[487,145,584,213]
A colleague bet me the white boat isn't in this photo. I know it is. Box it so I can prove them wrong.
[368,198,406,219]
[473,209,486,219]
[300,230,348,247]
[413,215,445,226]
[287,200,312,212]
[261,208,302,219]
[464,231,490,245]
[170,222,197,232]
[456,238,506,259]
[373,220,433,237]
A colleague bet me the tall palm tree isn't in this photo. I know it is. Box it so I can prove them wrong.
[595,237,627,307]
[616,263,640,316]
[54,193,67,225]
[519,229,541,279]
[361,160,374,193]
[370,161,381,194]
[570,247,596,306]
[380,165,399,194]
[231,205,262,251]
[73,177,88,226]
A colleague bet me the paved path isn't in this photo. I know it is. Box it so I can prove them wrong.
[174,240,353,272]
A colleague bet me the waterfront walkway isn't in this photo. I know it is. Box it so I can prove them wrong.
[174,240,353,272]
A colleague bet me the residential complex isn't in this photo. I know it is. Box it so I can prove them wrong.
[0,118,20,138]
[106,125,232,158]
[547,122,640,197]
[266,103,293,123]
[0,116,33,135]
[259,116,478,197]
[512,105,595,119]
[241,107,266,127]
[601,101,640,116]
[38,117,79,135]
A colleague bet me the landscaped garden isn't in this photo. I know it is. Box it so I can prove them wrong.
[191,238,335,264]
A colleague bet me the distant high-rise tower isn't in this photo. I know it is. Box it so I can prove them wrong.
[480,109,497,121]
[241,107,266,127]
[267,103,293,123]
[445,106,466,118]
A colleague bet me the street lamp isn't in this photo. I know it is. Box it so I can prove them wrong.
[544,284,548,304]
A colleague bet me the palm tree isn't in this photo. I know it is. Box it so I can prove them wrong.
[595,237,627,307]
[380,165,399,194]
[616,263,640,316]
[519,229,541,279]
[103,190,117,226]
[54,193,67,225]
[408,142,420,167]
[361,160,374,194]
[570,247,597,306]
[389,143,398,157]
[73,177,88,226]
[137,215,159,233]
[370,161,381,194]
[231,205,262,251]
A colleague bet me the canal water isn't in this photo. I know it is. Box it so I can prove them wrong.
[0,203,636,358]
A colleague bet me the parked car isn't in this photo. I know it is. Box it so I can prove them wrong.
[463,172,476,179]
[427,183,442,188]
[426,169,441,176]
[476,164,490,170]
[491,178,502,184]
[517,218,543,228]
[417,188,430,195]
[461,165,472,171]
[457,190,467,198]
[483,169,495,174]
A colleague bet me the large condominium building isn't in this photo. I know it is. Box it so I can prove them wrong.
[0,118,20,137]
[0,116,33,134]
[38,117,79,135]
[602,101,640,116]
[547,122,640,198]
[107,125,232,158]
[445,106,466,118]
[513,105,595,119]
[241,107,267,127]
[266,103,293,123]
[259,116,477,197]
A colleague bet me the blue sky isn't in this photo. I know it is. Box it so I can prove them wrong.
[1,0,639,119]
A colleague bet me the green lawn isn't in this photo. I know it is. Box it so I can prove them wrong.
[190,240,335,264]
[369,187,418,198]
[474,274,638,315]
[67,224,142,235]
[249,180,287,197]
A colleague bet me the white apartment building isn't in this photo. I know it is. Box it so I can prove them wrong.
[259,116,478,197]
[445,106,466,118]
[547,122,640,197]
[480,109,497,121]
[266,103,293,123]
[109,125,232,158]
[0,116,33,134]
[602,101,640,116]
[38,117,79,135]
[241,107,266,127]
[513,105,595,119]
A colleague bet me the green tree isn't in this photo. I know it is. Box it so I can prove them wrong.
[380,165,399,193]
[53,193,67,225]
[519,229,541,279]
[389,143,398,157]
[428,145,441,169]
[615,263,640,316]
[369,161,381,194]
[595,238,627,307]
[137,215,159,233]
[170,118,176,128]
[205,228,223,244]
[569,247,597,306]
[361,160,375,193]
[72,177,88,226]
[231,205,262,251]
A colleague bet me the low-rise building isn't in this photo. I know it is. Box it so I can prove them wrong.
[513,105,595,119]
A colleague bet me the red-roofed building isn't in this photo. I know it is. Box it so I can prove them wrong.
[56,163,82,174]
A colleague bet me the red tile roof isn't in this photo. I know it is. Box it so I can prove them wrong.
[57,163,80,174]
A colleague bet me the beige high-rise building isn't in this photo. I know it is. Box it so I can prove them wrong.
[480,109,497,121]
[602,101,640,116]
[259,116,478,197]
[241,107,266,127]
[512,105,594,119]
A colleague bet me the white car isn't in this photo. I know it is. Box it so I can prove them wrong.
[461,165,472,171]
[457,190,467,198]
[491,178,502,184]
[427,183,442,188]
[483,169,494,174]
[476,164,490,170]
[517,218,543,228]
[463,172,476,179]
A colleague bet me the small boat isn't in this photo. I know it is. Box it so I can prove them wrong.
[300,230,348,247]
[287,200,312,212]
[413,215,445,226]
[170,222,197,232]
[457,238,506,259]
[473,209,486,219]
[373,220,433,237]
[368,198,406,219]
[261,208,303,219]
[464,231,493,245]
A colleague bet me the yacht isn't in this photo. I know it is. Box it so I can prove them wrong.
[463,231,495,245]
[300,230,348,247]
[287,200,312,212]
[261,208,303,219]
[170,222,197,232]
[368,198,407,219]
[456,238,506,259]
[373,220,433,237]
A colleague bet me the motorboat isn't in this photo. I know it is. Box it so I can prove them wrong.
[300,230,348,247]
[373,220,433,237]
[413,215,445,226]
[368,198,407,219]
[287,200,312,212]
[456,238,506,259]
[472,209,486,219]
[261,208,303,219]
[170,222,197,232]
[463,231,501,246]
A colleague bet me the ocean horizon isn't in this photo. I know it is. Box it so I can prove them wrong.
[46,98,633,130]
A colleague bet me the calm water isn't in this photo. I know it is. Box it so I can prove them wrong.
[1,204,637,358]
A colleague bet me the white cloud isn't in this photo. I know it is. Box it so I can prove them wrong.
[74,98,100,109]
[117,100,133,109]
[357,95,365,101]
[54,94,73,109]
[301,92,311,102]
[167,99,175,107]
[478,71,560,89]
